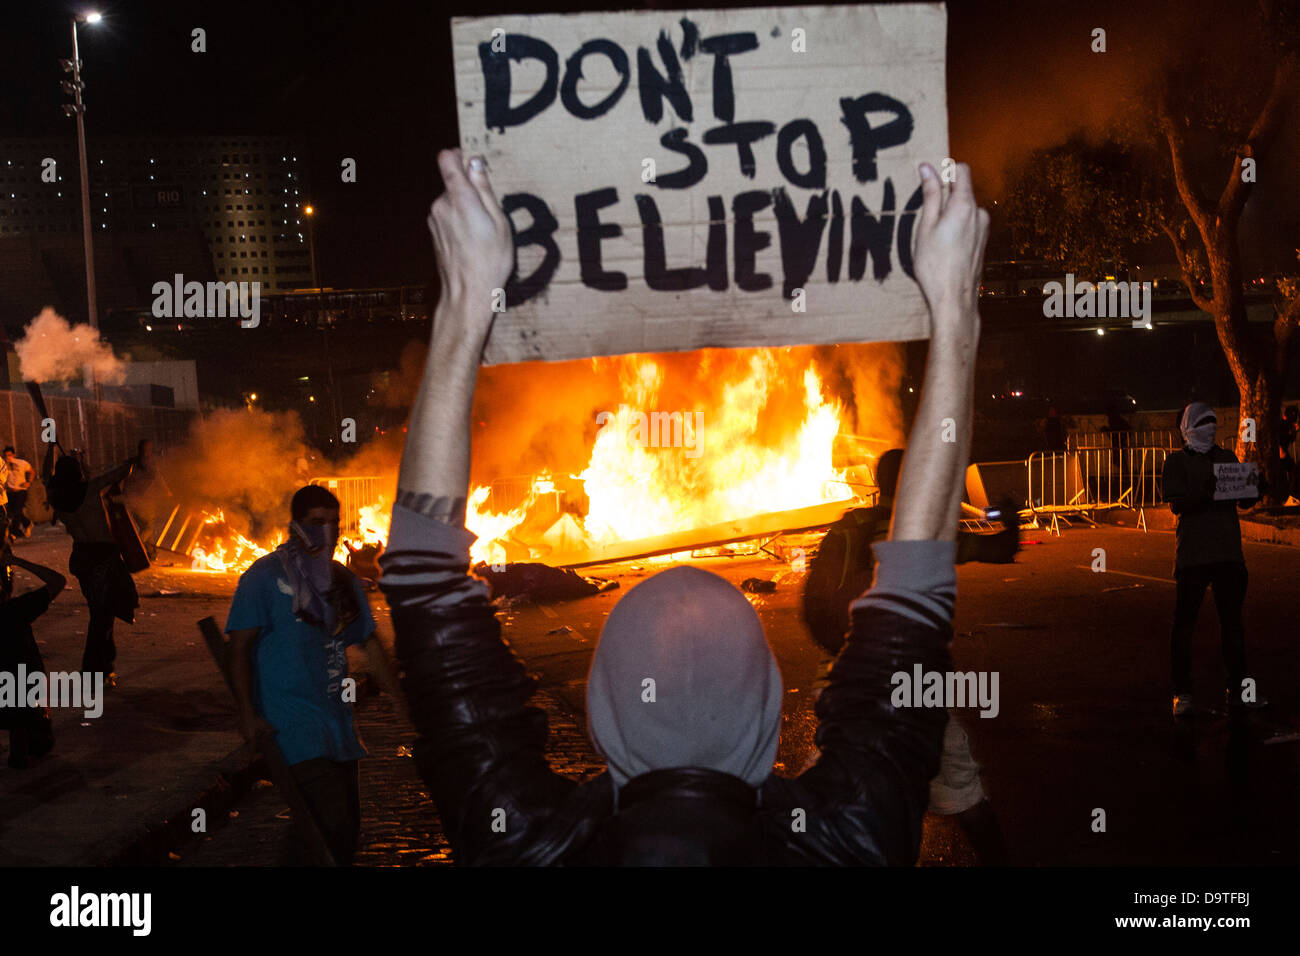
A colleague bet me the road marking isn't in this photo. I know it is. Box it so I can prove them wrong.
[1074,566,1175,585]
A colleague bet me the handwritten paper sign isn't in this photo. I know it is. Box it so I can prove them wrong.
[452,4,949,364]
[1214,462,1259,500]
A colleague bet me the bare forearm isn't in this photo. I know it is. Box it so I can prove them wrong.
[890,310,980,541]
[230,640,258,717]
[396,297,492,515]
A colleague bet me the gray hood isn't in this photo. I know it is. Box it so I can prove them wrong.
[585,565,784,800]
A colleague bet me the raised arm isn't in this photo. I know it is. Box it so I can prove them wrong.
[41,444,56,484]
[786,162,988,865]
[380,150,583,866]
[397,149,513,513]
[889,162,986,541]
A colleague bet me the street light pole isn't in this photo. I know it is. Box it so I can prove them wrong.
[62,13,102,329]
[303,204,319,290]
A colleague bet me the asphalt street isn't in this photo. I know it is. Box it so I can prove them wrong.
[7,519,1298,866]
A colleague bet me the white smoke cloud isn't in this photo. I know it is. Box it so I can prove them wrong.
[14,307,126,385]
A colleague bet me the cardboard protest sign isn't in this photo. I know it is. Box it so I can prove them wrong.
[1213,462,1259,500]
[452,4,949,364]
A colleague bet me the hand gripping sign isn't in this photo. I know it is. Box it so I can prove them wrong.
[452,3,949,364]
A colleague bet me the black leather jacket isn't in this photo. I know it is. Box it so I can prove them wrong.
[379,498,954,866]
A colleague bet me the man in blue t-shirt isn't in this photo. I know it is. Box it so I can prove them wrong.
[226,484,401,864]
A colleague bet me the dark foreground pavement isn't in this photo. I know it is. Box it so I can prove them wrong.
[4,513,1299,866]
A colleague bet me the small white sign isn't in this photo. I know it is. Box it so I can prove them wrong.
[1213,462,1258,500]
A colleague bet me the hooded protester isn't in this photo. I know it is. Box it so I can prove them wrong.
[225,484,402,865]
[378,150,989,865]
[585,565,784,799]
[1161,402,1267,716]
[42,449,138,680]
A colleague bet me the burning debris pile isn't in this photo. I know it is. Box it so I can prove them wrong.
[139,341,902,576]
[462,342,905,567]
[159,409,398,574]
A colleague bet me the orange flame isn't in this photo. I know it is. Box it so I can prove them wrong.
[192,509,278,573]
[465,351,853,562]
[189,348,876,573]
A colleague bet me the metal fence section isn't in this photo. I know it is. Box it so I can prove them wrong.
[0,389,192,474]
[308,476,384,536]
[1025,446,1174,533]
[1068,430,1233,451]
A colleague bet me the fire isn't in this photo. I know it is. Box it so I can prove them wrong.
[192,509,277,573]
[464,350,855,564]
[333,496,392,562]
[467,481,542,566]
[182,347,881,574]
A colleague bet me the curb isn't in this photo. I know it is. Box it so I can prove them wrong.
[101,747,263,867]
[1094,507,1300,548]
[1240,519,1300,548]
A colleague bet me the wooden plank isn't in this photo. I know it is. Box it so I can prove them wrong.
[452,3,949,364]
[545,496,860,568]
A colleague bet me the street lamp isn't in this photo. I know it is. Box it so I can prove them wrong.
[303,204,319,290]
[61,11,103,329]
[301,203,339,434]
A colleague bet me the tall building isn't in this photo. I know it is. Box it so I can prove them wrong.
[0,135,314,324]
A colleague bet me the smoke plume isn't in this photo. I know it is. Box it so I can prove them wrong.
[15,307,126,385]
[164,407,309,540]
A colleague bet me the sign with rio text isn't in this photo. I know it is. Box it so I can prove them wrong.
[451,3,949,364]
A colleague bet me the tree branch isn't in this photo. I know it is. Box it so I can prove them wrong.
[1159,220,1215,313]
[1157,91,1214,235]
[1218,54,1300,225]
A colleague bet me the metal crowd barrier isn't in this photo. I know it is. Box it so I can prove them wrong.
[1024,447,1173,534]
[1067,430,1232,452]
[309,475,385,536]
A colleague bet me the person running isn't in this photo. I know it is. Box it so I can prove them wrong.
[377,150,989,865]
[3,447,35,540]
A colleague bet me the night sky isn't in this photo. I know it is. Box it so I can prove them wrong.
[4,0,1297,288]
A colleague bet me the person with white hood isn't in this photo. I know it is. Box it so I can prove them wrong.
[1161,402,1266,717]
[379,149,987,865]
